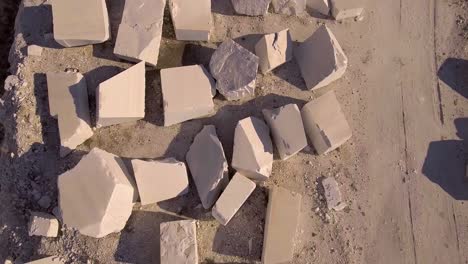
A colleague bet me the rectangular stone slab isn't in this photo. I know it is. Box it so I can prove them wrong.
[25,256,63,264]
[114,0,166,66]
[51,0,110,47]
[169,0,211,41]
[322,177,346,211]
[160,220,198,264]
[28,212,59,237]
[212,173,256,225]
[330,0,364,20]
[262,187,302,264]
[255,29,292,74]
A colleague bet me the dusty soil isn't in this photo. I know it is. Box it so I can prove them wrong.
[0,0,467,263]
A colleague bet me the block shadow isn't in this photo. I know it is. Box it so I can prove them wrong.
[20,4,61,48]
[438,58,468,99]
[211,0,236,15]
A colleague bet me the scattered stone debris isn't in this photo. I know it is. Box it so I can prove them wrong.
[25,256,63,264]
[301,90,352,154]
[212,173,256,225]
[186,125,229,209]
[3,75,19,92]
[27,45,43,57]
[231,0,272,16]
[307,0,330,15]
[232,117,273,181]
[322,177,346,211]
[160,220,198,264]
[28,212,59,237]
[271,0,306,15]
[46,72,93,157]
[263,104,307,160]
[131,158,189,205]
[114,0,166,66]
[295,25,348,90]
[51,0,110,47]
[57,148,135,238]
[96,61,146,127]
[209,39,259,101]
[262,187,302,264]
[169,0,212,41]
[255,29,292,74]
[330,0,364,20]
[161,65,215,126]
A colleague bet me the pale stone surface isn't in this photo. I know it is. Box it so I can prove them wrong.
[114,0,166,66]
[231,0,271,16]
[330,0,364,20]
[255,29,292,74]
[58,148,135,238]
[169,0,211,41]
[262,104,307,160]
[262,187,302,264]
[306,0,330,15]
[25,256,63,264]
[28,212,59,237]
[186,125,229,209]
[97,62,145,127]
[51,0,110,47]
[301,91,352,154]
[46,72,93,157]
[232,117,273,181]
[27,45,43,56]
[161,65,215,126]
[131,158,189,205]
[295,25,348,90]
[271,0,306,15]
[209,39,259,101]
[322,177,346,211]
[160,220,198,264]
[212,173,256,225]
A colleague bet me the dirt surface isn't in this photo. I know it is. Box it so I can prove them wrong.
[0,0,467,263]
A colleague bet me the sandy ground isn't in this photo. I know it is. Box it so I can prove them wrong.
[0,0,467,263]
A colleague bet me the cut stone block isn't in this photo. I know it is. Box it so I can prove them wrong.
[232,117,273,181]
[46,72,93,157]
[322,177,345,211]
[161,65,215,126]
[28,212,59,237]
[114,0,166,66]
[271,0,306,15]
[295,25,348,90]
[131,158,189,205]
[27,45,43,56]
[51,0,110,47]
[212,173,256,225]
[262,187,302,264]
[169,0,211,41]
[97,62,145,127]
[306,0,330,15]
[255,29,292,74]
[231,0,271,16]
[330,0,364,20]
[186,125,229,209]
[58,148,135,238]
[209,39,259,101]
[301,91,352,154]
[25,256,63,264]
[160,220,198,264]
[262,104,307,160]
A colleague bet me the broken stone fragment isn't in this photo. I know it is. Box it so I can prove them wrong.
[231,0,271,16]
[131,158,189,205]
[322,177,346,211]
[255,29,292,74]
[212,173,256,225]
[161,65,215,126]
[114,0,166,66]
[58,148,135,238]
[169,0,211,41]
[232,117,273,181]
[301,91,352,154]
[160,220,198,264]
[271,0,306,15]
[262,104,307,160]
[46,72,93,157]
[186,125,229,209]
[51,0,110,47]
[262,187,302,264]
[27,45,43,56]
[209,39,259,101]
[330,0,364,20]
[295,25,348,90]
[306,0,330,15]
[28,212,59,237]
[96,62,146,127]
[25,256,63,264]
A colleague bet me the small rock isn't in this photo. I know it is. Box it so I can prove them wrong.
[231,0,271,16]
[28,212,59,237]
[27,45,43,56]
[322,177,346,211]
[330,0,364,20]
[160,220,198,264]
[4,75,19,92]
[38,195,51,208]
[271,0,306,15]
